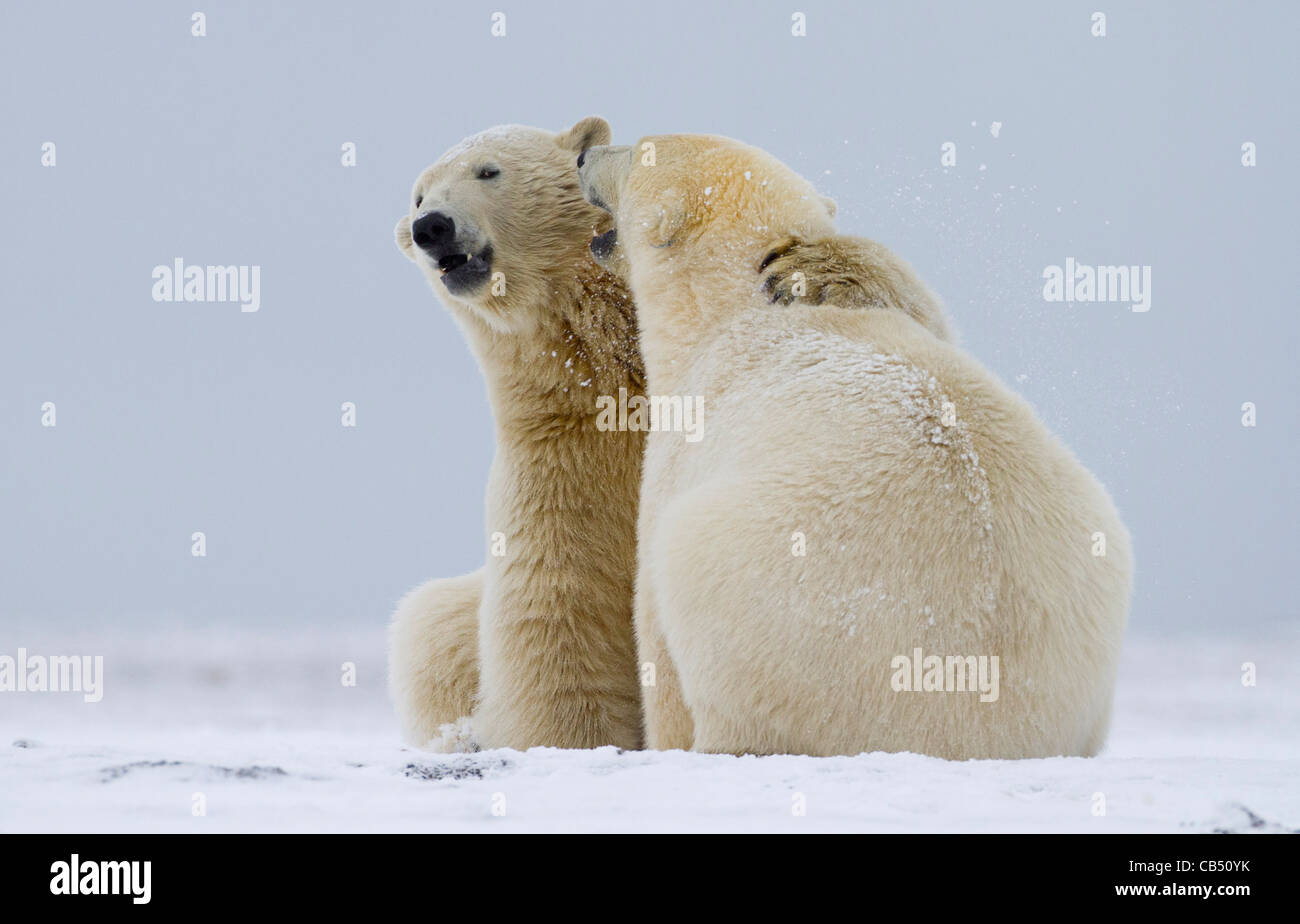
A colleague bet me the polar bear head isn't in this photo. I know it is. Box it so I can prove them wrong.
[577,134,837,331]
[396,117,613,333]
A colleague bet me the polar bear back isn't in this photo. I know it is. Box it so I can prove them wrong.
[643,305,1131,758]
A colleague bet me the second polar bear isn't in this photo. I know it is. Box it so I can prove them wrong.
[578,135,1132,759]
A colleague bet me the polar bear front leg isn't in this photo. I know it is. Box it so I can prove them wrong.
[387,569,482,748]
[471,586,644,751]
[635,583,694,750]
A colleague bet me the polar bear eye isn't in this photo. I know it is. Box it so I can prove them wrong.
[414,194,423,209]
[476,166,501,180]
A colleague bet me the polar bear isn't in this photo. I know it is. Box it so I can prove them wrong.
[388,119,876,751]
[389,117,644,751]
[578,134,1132,759]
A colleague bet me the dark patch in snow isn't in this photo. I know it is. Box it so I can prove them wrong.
[1211,803,1300,834]
[99,760,289,783]
[402,757,510,781]
[12,739,38,748]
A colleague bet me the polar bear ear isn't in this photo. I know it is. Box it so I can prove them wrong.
[645,189,686,248]
[559,116,612,153]
[820,195,838,218]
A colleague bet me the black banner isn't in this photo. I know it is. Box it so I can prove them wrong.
[2,834,1293,909]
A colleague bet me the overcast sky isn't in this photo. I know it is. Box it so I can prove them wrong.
[1,0,1296,639]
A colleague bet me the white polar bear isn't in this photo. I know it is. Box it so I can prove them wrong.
[578,134,1132,759]
[388,118,646,751]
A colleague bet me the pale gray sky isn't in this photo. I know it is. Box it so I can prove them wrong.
[1,0,1296,636]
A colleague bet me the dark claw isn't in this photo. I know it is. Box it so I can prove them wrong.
[758,249,785,271]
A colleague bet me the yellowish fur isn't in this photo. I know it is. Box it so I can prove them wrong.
[388,119,645,750]
[389,120,988,753]
[580,134,1132,758]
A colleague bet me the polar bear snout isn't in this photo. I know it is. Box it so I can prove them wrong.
[410,209,494,295]
[590,228,618,260]
[576,148,610,213]
[577,144,631,216]
[411,210,456,253]
[578,145,635,273]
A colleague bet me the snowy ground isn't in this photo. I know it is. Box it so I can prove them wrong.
[2,627,1297,833]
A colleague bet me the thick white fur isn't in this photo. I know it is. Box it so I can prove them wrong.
[388,570,482,746]
[580,135,1132,758]
[387,119,645,750]
[385,121,900,751]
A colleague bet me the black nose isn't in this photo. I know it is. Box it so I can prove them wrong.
[411,211,455,252]
[577,149,588,168]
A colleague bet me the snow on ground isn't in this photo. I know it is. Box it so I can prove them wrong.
[1,627,1297,833]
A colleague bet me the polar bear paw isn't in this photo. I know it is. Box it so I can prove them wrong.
[424,716,480,754]
[758,234,952,341]
[758,235,882,308]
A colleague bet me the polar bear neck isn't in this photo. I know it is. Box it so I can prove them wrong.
[629,266,750,396]
[469,259,645,434]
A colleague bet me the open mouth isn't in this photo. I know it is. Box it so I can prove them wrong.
[437,253,470,275]
[431,244,493,294]
[590,229,618,260]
